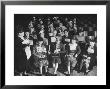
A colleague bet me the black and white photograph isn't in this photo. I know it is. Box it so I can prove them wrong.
[4,4,106,85]
[14,14,97,76]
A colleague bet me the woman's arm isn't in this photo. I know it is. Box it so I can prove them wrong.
[75,45,81,57]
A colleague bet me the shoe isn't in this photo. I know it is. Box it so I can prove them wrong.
[53,72,57,76]
[45,72,49,76]
[84,72,88,75]
[39,74,42,76]
[53,74,57,76]
[66,74,70,76]
[23,71,28,76]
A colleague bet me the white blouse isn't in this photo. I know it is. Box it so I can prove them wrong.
[87,46,94,53]
[69,43,77,51]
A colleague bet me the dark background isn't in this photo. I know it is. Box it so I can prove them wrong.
[1,0,109,88]
[14,14,97,74]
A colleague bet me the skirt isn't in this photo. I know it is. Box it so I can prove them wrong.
[34,56,49,67]
[52,56,61,64]
[25,46,31,60]
[66,54,77,67]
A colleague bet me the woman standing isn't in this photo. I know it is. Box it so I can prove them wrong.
[15,30,27,75]
[66,38,81,76]
[33,39,49,76]
[87,40,97,72]
[49,30,61,76]
[22,31,33,75]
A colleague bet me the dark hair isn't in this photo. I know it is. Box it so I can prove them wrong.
[38,37,43,41]
[25,27,30,32]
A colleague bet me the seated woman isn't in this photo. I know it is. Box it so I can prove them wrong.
[33,39,49,76]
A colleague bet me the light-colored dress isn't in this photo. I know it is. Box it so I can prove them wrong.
[22,39,33,60]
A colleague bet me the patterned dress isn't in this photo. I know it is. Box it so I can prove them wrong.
[87,41,97,69]
[33,44,48,67]
[66,42,80,67]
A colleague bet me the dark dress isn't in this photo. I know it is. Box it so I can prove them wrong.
[50,42,61,64]
[14,37,27,74]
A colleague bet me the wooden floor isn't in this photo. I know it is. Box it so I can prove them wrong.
[15,66,97,76]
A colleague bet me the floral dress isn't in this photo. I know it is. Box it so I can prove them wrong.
[33,44,49,67]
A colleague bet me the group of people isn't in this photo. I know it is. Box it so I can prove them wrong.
[15,16,97,76]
